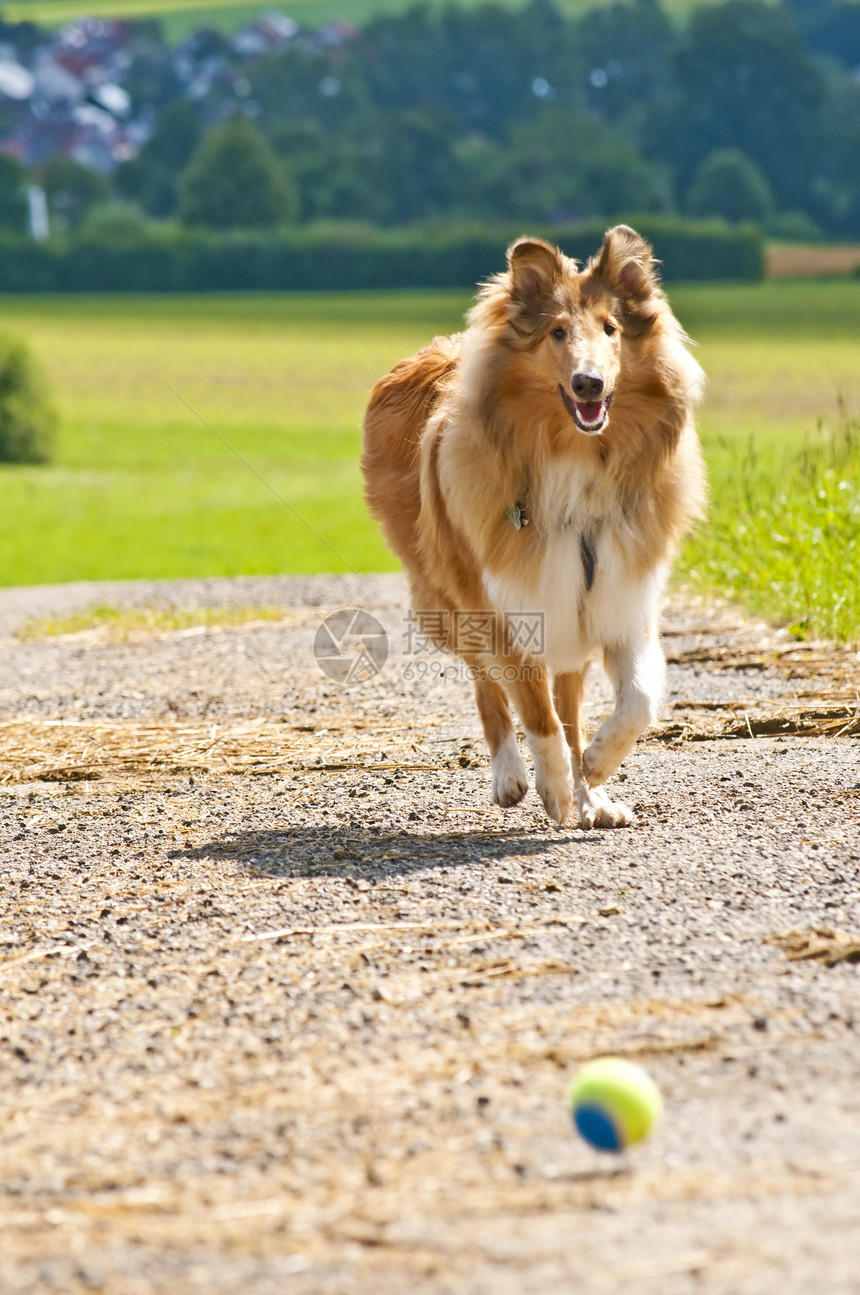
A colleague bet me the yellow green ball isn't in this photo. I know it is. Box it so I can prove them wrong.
[569,1057,663,1151]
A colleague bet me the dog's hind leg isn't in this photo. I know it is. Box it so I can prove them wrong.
[582,630,664,792]
[554,670,632,829]
[474,672,529,809]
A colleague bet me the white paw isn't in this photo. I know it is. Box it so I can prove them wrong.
[576,783,633,830]
[527,731,573,825]
[491,733,529,808]
[582,735,626,788]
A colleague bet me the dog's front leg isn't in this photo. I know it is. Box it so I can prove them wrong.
[582,631,665,789]
[554,670,632,828]
[502,662,573,825]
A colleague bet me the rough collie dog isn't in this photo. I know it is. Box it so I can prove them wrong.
[362,226,705,827]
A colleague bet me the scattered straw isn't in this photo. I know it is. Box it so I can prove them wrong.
[768,928,860,967]
[0,717,445,785]
[657,696,860,743]
[242,914,586,944]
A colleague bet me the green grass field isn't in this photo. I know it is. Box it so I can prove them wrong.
[1,279,858,640]
[2,0,770,41]
[672,281,860,641]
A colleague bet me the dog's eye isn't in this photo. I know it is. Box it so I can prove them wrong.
[604,322,618,337]
[551,327,567,340]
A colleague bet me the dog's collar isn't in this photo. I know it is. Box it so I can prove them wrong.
[506,502,530,530]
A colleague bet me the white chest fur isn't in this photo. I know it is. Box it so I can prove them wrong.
[483,460,666,673]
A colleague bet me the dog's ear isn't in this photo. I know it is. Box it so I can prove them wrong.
[506,239,564,336]
[591,225,662,336]
[508,238,563,300]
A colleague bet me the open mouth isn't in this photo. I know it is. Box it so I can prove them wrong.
[559,386,612,435]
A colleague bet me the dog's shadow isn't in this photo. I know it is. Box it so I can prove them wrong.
[172,822,603,879]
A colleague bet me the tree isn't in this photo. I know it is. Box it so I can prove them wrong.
[42,158,109,233]
[686,149,773,224]
[0,154,27,234]
[121,21,181,112]
[575,0,675,128]
[367,109,462,225]
[178,116,297,230]
[246,43,368,135]
[462,109,672,224]
[812,79,860,236]
[269,121,337,222]
[116,99,204,217]
[788,1,860,69]
[660,1,824,211]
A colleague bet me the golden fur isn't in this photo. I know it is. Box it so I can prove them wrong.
[362,226,706,827]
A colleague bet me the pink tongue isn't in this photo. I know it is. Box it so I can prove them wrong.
[577,401,604,423]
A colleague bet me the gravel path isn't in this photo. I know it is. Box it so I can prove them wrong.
[1,574,858,1295]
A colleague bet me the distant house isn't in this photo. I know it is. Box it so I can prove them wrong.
[0,56,34,102]
[0,9,353,178]
[232,12,297,57]
[32,53,85,108]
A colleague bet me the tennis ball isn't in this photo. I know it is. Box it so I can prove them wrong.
[569,1057,663,1151]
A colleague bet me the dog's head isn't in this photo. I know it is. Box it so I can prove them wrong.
[504,226,663,436]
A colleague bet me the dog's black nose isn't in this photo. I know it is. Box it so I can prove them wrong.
[572,370,605,400]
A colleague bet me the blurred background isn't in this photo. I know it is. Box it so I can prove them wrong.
[0,0,859,245]
[0,0,858,642]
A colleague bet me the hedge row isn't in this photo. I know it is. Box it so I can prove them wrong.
[0,218,764,293]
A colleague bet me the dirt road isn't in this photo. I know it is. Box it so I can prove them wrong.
[1,574,858,1294]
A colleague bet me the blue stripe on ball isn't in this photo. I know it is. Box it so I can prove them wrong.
[574,1103,623,1151]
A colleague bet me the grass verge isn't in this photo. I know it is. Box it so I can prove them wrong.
[680,412,860,643]
[17,604,288,642]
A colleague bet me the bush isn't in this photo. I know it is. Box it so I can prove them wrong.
[0,217,764,293]
[545,216,765,282]
[77,201,153,245]
[0,335,56,465]
[0,154,27,234]
[766,210,823,242]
